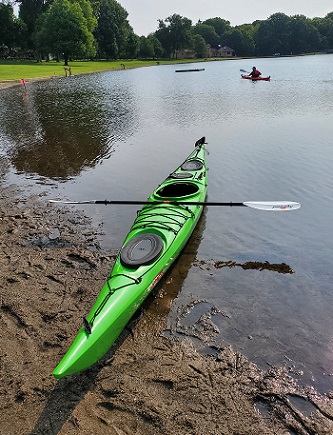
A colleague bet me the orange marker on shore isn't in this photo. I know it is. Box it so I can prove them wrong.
[20,78,27,91]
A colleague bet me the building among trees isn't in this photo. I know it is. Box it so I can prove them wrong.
[209,45,235,57]
[1,3,333,62]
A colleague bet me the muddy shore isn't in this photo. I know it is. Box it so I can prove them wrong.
[0,183,333,435]
[0,79,46,90]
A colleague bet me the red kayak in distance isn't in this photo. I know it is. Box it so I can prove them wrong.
[241,74,270,81]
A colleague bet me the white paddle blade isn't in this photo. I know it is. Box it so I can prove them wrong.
[244,201,301,211]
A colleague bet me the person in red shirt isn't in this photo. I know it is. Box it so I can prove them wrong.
[249,66,261,78]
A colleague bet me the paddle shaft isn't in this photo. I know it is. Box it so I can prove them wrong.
[94,200,245,206]
[49,199,301,211]
[49,200,251,206]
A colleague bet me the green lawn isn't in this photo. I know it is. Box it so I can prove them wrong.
[0,59,207,82]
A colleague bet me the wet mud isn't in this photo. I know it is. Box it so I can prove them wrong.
[1,183,333,434]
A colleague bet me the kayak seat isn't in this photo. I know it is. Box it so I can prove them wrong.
[156,182,199,198]
[181,160,203,171]
[120,233,163,268]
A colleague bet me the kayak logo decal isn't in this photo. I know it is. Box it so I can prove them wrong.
[272,204,293,210]
[147,270,165,293]
[153,271,164,286]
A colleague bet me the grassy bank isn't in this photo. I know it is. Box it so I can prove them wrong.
[0,59,207,82]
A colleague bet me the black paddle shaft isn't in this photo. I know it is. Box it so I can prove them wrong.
[94,200,245,206]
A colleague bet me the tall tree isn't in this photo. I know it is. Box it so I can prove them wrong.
[202,17,231,38]
[311,17,329,50]
[155,14,192,58]
[321,13,333,48]
[138,35,154,58]
[124,31,139,58]
[34,0,97,64]
[148,33,164,58]
[192,23,219,48]
[18,0,51,49]
[255,12,291,55]
[0,3,26,52]
[193,34,208,57]
[234,24,256,56]
[94,0,131,59]
[137,34,162,58]
[223,27,254,56]
[289,15,321,54]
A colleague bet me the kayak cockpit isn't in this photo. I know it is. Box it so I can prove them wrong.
[155,182,199,198]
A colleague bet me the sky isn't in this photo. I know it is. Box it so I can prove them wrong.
[119,0,333,36]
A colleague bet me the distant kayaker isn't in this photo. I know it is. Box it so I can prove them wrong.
[249,66,261,78]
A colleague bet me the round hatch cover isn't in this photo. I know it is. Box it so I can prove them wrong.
[181,160,203,171]
[169,172,193,179]
[120,233,163,268]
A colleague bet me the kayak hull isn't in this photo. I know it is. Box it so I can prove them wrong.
[241,74,270,81]
[53,138,207,378]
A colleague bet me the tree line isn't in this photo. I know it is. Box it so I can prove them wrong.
[1,0,333,63]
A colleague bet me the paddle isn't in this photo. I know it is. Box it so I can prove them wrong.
[49,199,301,211]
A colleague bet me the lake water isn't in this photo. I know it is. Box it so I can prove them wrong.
[1,55,333,393]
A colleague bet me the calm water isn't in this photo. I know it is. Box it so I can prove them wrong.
[1,55,333,392]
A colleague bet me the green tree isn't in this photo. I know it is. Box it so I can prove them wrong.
[311,17,329,50]
[155,14,192,58]
[138,35,154,58]
[77,0,97,32]
[289,15,321,53]
[148,33,163,58]
[34,0,97,65]
[235,23,256,55]
[255,12,291,55]
[192,23,219,47]
[202,17,231,37]
[94,0,131,59]
[154,20,171,56]
[193,34,208,57]
[124,31,140,58]
[320,13,333,48]
[18,0,51,49]
[138,34,163,58]
[0,3,27,53]
[223,26,254,56]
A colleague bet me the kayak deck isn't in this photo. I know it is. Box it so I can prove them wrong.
[53,137,207,378]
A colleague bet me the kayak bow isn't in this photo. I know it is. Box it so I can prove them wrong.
[53,137,207,378]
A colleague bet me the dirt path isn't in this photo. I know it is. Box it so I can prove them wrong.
[1,184,333,435]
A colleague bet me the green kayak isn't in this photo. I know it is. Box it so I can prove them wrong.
[53,137,207,378]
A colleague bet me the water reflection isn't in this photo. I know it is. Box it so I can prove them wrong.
[1,56,333,393]
[0,74,137,179]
